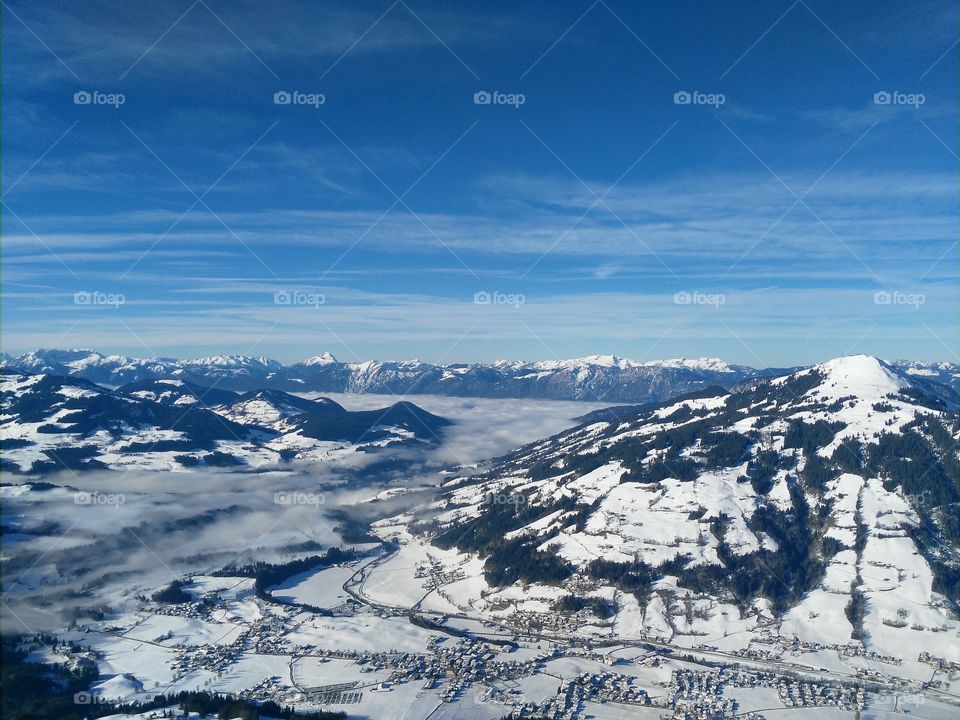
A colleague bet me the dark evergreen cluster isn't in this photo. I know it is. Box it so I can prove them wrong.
[142,690,346,719]
[430,492,588,586]
[432,493,581,554]
[1,635,99,720]
[553,594,617,618]
[746,448,782,494]
[782,419,846,454]
[215,547,357,598]
[151,579,192,604]
[585,559,658,607]
[845,588,868,641]
[703,431,753,467]
[482,537,574,587]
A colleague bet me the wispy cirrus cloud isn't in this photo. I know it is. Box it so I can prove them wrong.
[3,282,956,365]
[4,170,954,274]
[3,0,956,365]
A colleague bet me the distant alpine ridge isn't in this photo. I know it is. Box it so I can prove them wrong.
[3,349,957,404]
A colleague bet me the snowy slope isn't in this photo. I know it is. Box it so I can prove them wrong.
[214,389,345,431]
[377,355,960,666]
[0,369,450,473]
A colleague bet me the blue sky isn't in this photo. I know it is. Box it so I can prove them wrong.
[2,0,957,366]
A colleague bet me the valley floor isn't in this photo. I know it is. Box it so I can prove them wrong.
[33,540,960,720]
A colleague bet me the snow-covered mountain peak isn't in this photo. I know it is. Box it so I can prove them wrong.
[185,354,282,370]
[805,354,910,399]
[573,354,633,368]
[649,357,736,373]
[758,354,955,444]
[300,352,338,366]
[532,355,639,371]
[351,360,378,374]
[530,355,740,373]
[217,388,345,429]
[17,348,101,366]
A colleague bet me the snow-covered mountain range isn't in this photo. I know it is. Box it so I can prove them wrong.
[371,355,960,665]
[5,349,956,405]
[0,369,450,473]
[894,358,960,392]
[0,348,788,404]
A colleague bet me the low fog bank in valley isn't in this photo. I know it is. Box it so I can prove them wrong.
[303,392,618,466]
[0,394,602,632]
